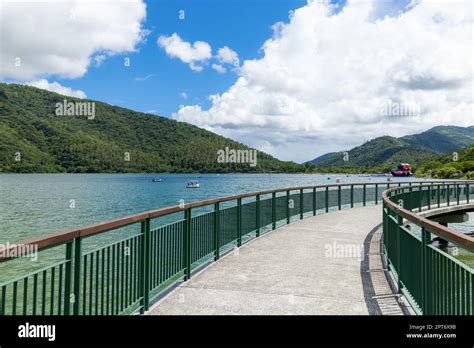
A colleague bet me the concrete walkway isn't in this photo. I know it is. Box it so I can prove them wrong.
[147,205,408,315]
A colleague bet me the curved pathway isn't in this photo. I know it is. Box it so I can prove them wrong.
[147,205,409,315]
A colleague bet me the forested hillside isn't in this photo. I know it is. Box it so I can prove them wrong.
[416,145,474,179]
[0,83,301,173]
[308,126,474,168]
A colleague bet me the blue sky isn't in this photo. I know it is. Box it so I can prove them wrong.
[58,0,311,116]
[1,0,470,162]
[38,0,410,119]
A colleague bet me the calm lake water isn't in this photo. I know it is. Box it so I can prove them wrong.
[0,173,472,243]
[0,173,427,243]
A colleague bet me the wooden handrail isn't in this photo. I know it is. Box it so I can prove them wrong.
[382,183,474,251]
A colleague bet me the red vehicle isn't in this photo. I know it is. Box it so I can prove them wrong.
[391,163,413,177]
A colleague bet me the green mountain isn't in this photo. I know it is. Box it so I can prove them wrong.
[308,126,474,168]
[0,83,301,173]
[416,144,474,179]
[400,125,474,153]
[310,152,337,164]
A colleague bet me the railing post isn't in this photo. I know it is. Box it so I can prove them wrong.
[337,186,341,210]
[383,203,389,261]
[421,227,431,314]
[456,184,460,205]
[237,198,242,247]
[363,184,366,206]
[418,186,422,212]
[325,187,329,213]
[427,185,431,210]
[437,184,441,207]
[214,202,220,261]
[64,241,73,315]
[312,188,316,216]
[402,189,406,211]
[184,208,192,280]
[256,195,260,237]
[286,190,290,224]
[139,218,151,313]
[72,236,82,315]
[396,215,403,293]
[350,185,354,208]
[299,189,304,219]
[467,184,470,204]
[447,184,450,206]
[409,185,413,211]
[375,184,378,205]
[272,192,276,230]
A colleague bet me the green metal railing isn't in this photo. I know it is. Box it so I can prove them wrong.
[383,182,474,315]
[0,180,471,315]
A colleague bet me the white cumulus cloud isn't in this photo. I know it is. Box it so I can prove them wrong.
[0,0,148,80]
[212,63,227,74]
[173,0,474,162]
[217,46,239,65]
[157,33,212,72]
[26,79,86,98]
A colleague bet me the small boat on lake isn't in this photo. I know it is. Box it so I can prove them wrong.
[152,178,162,182]
[391,163,413,177]
[186,181,200,188]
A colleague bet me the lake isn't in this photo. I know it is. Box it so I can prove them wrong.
[0,173,423,243]
[0,173,472,243]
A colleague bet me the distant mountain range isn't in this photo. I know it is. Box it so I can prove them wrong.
[308,125,474,168]
[1,83,471,174]
[0,83,300,173]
